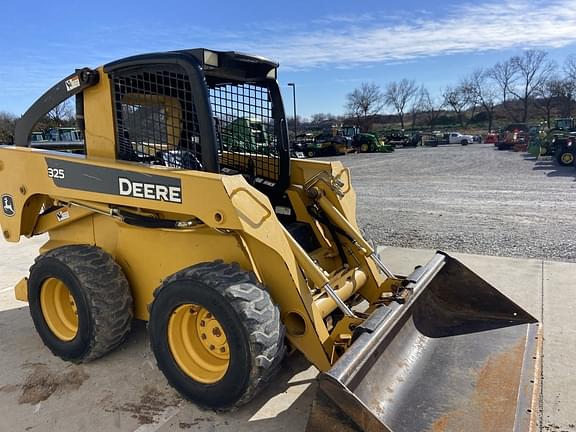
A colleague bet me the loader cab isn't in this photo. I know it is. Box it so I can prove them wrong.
[103,49,291,203]
[14,49,291,204]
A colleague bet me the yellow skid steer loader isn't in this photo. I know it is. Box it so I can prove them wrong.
[0,49,539,431]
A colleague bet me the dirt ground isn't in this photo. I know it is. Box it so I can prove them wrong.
[326,144,576,262]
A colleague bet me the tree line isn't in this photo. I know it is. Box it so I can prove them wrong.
[317,49,576,134]
[0,100,75,144]
[2,49,575,143]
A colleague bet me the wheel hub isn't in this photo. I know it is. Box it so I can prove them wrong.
[168,304,230,384]
[561,152,574,164]
[196,308,229,359]
[39,278,78,341]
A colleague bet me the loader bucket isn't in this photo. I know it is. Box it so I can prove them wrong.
[307,252,540,432]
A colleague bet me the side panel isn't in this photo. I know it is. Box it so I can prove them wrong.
[38,215,253,322]
[0,148,333,370]
[83,67,117,160]
[114,226,253,320]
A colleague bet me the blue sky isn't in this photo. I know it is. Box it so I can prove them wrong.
[1,0,576,118]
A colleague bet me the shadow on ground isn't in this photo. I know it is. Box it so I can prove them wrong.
[529,159,576,178]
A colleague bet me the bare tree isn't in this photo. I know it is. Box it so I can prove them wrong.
[310,113,337,129]
[508,50,556,123]
[535,76,565,128]
[345,82,385,131]
[383,79,417,130]
[442,85,470,128]
[0,111,17,144]
[488,59,517,114]
[559,79,575,118]
[563,55,576,116]
[417,86,444,129]
[47,100,75,126]
[565,54,576,82]
[409,92,423,129]
[463,69,498,132]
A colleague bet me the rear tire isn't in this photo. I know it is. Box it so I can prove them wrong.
[28,245,133,362]
[556,150,575,166]
[148,261,285,410]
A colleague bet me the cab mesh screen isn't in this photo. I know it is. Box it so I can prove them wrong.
[209,83,279,181]
[111,66,203,170]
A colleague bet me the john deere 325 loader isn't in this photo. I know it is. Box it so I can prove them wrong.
[0,49,540,431]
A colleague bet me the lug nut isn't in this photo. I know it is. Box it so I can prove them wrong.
[201,333,207,340]
[209,345,215,350]
[220,347,226,353]
[212,327,222,337]
[199,320,205,327]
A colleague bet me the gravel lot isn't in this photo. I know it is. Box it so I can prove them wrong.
[326,144,576,262]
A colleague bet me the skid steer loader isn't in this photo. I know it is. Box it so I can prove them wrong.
[0,49,539,431]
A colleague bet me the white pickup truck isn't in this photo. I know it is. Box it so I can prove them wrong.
[447,132,474,145]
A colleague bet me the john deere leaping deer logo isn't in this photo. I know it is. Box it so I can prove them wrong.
[2,194,15,217]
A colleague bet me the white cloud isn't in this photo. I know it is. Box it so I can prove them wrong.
[232,0,576,70]
[3,0,576,114]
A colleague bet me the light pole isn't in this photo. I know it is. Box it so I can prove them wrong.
[287,83,297,141]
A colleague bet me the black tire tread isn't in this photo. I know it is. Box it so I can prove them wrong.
[153,261,285,408]
[32,245,133,362]
[556,150,573,166]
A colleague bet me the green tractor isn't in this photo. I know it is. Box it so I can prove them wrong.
[306,132,352,157]
[541,118,576,166]
[341,126,394,153]
[221,117,274,155]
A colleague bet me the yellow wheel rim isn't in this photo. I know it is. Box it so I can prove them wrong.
[168,304,230,384]
[39,278,79,341]
[561,153,574,164]
[361,144,369,152]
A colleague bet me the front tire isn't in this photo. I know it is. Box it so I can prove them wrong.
[28,245,133,362]
[461,139,469,146]
[149,261,285,410]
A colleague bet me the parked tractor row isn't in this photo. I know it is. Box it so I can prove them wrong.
[495,118,576,168]
[294,127,484,159]
[291,125,395,157]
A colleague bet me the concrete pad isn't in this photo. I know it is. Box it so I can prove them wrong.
[0,240,572,431]
[0,235,319,432]
[0,312,319,432]
[542,261,576,431]
[0,235,46,311]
